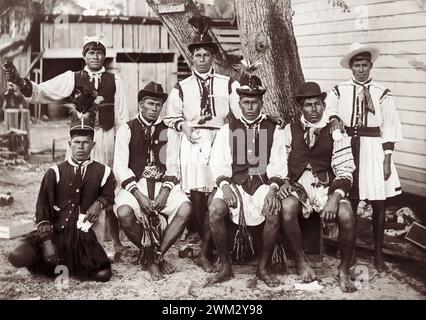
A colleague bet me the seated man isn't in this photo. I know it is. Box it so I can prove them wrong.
[113,82,192,281]
[8,109,114,282]
[208,74,286,287]
[278,82,357,293]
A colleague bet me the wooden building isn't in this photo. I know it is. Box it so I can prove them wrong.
[291,0,426,197]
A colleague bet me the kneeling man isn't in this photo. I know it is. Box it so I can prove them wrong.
[113,82,192,280]
[278,82,357,292]
[9,110,114,282]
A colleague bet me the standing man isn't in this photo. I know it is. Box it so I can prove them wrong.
[113,82,192,281]
[3,35,129,255]
[8,109,114,282]
[165,16,240,272]
[325,43,403,272]
[278,82,357,293]
[208,74,286,287]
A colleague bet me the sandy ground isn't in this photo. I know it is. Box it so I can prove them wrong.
[0,120,425,300]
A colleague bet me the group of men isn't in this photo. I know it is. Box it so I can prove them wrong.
[4,16,402,293]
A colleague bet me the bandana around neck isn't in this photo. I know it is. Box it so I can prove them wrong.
[84,66,105,89]
[300,114,327,129]
[193,67,214,81]
[240,113,266,128]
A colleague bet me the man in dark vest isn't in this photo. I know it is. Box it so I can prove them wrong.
[208,74,286,287]
[3,35,129,256]
[113,82,192,281]
[277,82,357,293]
[8,107,115,282]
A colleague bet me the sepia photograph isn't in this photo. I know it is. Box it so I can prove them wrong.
[0,0,425,306]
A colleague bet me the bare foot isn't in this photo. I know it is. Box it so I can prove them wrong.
[374,255,389,273]
[205,265,234,286]
[147,263,165,281]
[197,255,215,273]
[338,269,357,293]
[297,258,316,283]
[160,259,176,274]
[256,268,280,287]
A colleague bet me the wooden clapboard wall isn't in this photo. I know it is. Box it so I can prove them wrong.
[291,0,426,197]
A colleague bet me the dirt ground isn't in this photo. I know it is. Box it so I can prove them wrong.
[0,120,425,300]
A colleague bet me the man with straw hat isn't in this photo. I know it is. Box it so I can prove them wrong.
[325,42,403,272]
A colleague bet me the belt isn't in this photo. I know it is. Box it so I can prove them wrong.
[345,126,380,138]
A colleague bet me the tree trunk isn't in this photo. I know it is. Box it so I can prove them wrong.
[145,0,240,80]
[234,0,304,122]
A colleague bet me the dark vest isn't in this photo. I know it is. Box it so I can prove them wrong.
[288,122,334,183]
[228,118,275,195]
[74,71,116,131]
[53,161,107,231]
[127,118,169,181]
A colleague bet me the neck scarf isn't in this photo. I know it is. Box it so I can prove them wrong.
[352,77,375,115]
[84,66,105,90]
[300,115,327,148]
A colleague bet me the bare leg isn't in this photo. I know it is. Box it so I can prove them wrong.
[197,214,217,272]
[257,213,280,287]
[205,199,234,285]
[371,200,389,272]
[281,196,316,283]
[106,208,128,252]
[190,190,208,237]
[116,205,143,248]
[159,201,192,274]
[336,201,357,293]
[118,205,167,281]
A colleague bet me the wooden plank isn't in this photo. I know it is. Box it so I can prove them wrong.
[139,25,146,51]
[395,138,426,156]
[297,41,426,56]
[400,177,426,196]
[95,23,103,36]
[395,164,426,183]
[123,24,133,49]
[292,0,393,14]
[143,25,153,52]
[101,23,113,47]
[82,23,96,37]
[295,26,426,47]
[151,25,160,52]
[394,96,426,112]
[303,67,426,83]
[294,13,426,37]
[401,123,426,140]
[305,80,426,98]
[300,54,426,70]
[293,0,425,26]
[42,23,53,49]
[399,110,426,126]
[69,23,83,48]
[160,26,168,51]
[113,24,123,48]
[133,25,139,50]
[393,150,426,169]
